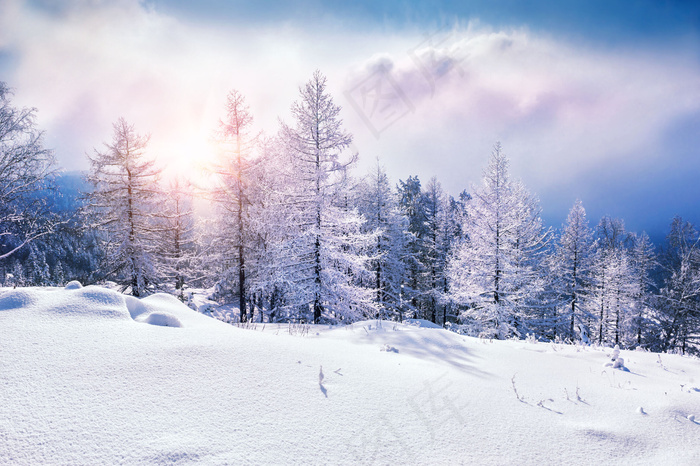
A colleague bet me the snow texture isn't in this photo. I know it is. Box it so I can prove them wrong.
[1,285,700,465]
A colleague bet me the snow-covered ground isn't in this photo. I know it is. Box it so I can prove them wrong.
[1,284,699,465]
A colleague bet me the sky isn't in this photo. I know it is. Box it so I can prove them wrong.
[1,0,699,242]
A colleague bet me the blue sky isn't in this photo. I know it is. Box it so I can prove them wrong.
[1,0,699,242]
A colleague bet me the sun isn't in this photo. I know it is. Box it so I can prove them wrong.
[153,130,219,191]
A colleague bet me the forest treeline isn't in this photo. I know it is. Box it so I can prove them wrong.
[1,73,699,354]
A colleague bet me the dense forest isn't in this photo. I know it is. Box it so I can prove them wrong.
[1,72,699,354]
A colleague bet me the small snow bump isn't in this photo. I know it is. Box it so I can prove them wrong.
[688,414,696,422]
[380,344,399,353]
[136,312,183,328]
[64,280,83,290]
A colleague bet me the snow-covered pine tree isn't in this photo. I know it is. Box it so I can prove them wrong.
[658,217,700,354]
[356,161,410,320]
[53,259,66,286]
[209,90,259,321]
[26,244,50,285]
[86,118,163,296]
[551,200,596,341]
[11,260,25,287]
[160,177,199,301]
[505,179,551,335]
[441,190,471,325]
[242,134,295,322]
[397,175,427,316]
[280,70,375,323]
[627,231,657,347]
[422,177,460,325]
[448,143,548,338]
[590,217,636,346]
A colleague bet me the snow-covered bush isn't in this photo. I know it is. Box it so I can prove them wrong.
[604,344,630,371]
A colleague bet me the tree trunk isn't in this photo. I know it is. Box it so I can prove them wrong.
[237,131,247,323]
[126,165,139,297]
[313,116,322,324]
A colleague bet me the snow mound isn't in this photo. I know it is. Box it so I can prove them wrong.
[136,312,182,327]
[64,280,83,290]
[404,318,443,329]
[0,286,131,320]
[124,295,149,319]
[134,293,217,328]
[58,286,132,319]
[142,293,185,307]
[0,288,38,310]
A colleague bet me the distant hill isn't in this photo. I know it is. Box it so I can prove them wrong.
[49,170,90,213]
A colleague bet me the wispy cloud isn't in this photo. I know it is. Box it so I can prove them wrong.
[346,24,700,179]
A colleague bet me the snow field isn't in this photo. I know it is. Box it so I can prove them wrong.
[1,285,699,465]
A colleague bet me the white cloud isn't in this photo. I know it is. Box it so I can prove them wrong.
[344,25,700,197]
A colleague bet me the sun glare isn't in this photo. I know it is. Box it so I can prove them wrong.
[154,131,219,191]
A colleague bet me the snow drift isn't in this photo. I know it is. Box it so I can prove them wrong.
[1,285,699,465]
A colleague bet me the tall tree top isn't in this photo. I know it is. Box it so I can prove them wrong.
[483,141,509,190]
[289,70,352,153]
[220,89,254,139]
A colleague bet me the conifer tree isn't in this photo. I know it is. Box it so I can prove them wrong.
[448,143,549,338]
[552,200,595,340]
[628,231,657,347]
[356,161,410,319]
[209,90,259,321]
[86,118,162,296]
[280,70,375,323]
[590,217,635,346]
[160,178,199,301]
[658,217,700,354]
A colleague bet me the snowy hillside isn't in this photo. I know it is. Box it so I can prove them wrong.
[1,284,699,465]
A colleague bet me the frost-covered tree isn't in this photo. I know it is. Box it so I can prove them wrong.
[507,180,551,334]
[448,143,549,338]
[551,200,596,341]
[209,90,259,321]
[0,82,58,260]
[240,135,294,322]
[590,217,636,346]
[658,217,700,354]
[159,178,199,301]
[627,231,657,347]
[86,118,162,296]
[26,244,50,285]
[356,161,410,319]
[397,175,426,314]
[280,70,375,323]
[421,177,461,325]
